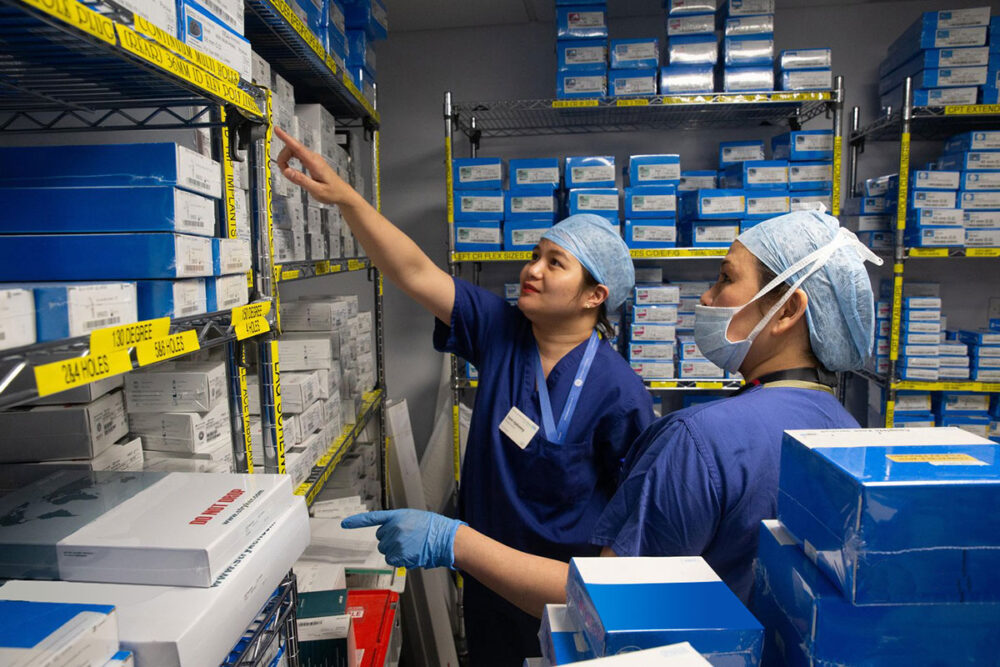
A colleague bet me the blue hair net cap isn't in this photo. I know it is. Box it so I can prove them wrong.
[541,214,635,310]
[737,210,878,371]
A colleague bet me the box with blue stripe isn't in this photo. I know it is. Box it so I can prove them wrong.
[720,160,788,190]
[510,159,561,191]
[565,556,763,662]
[625,186,676,218]
[557,39,608,71]
[454,221,502,252]
[31,282,137,342]
[771,130,834,162]
[777,427,1000,605]
[609,69,658,96]
[624,219,676,248]
[628,155,680,187]
[137,280,207,320]
[557,5,608,39]
[454,191,504,221]
[0,599,119,666]
[568,188,619,221]
[539,604,595,665]
[787,162,832,191]
[504,220,552,250]
[506,190,558,221]
[609,38,659,69]
[206,275,249,312]
[452,158,503,191]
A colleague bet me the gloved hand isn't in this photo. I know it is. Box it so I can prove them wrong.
[341,509,465,570]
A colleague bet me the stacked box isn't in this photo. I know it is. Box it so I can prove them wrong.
[779,48,833,91]
[556,3,609,98]
[179,0,252,80]
[609,38,659,97]
[958,328,1000,382]
[539,604,596,664]
[664,2,717,92]
[452,157,505,251]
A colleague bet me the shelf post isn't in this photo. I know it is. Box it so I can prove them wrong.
[831,76,845,216]
[848,106,861,198]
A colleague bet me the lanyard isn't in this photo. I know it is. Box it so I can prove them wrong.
[535,330,600,444]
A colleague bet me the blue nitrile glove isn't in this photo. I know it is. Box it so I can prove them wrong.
[341,509,465,570]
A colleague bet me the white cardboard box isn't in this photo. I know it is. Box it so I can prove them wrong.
[0,287,35,351]
[128,402,231,453]
[124,361,227,413]
[278,333,339,371]
[282,371,324,414]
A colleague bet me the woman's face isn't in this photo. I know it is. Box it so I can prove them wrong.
[518,239,592,319]
[700,241,768,340]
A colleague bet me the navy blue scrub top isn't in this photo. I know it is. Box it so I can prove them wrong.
[591,384,859,601]
[434,277,654,562]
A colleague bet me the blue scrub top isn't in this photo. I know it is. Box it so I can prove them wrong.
[435,278,654,562]
[591,384,859,601]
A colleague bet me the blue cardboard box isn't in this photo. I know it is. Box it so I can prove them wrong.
[505,190,558,221]
[0,600,119,665]
[32,282,137,342]
[745,190,790,219]
[206,274,249,312]
[721,66,773,92]
[667,35,718,66]
[754,520,1000,667]
[787,162,833,191]
[777,427,1000,604]
[881,46,990,81]
[326,0,347,56]
[452,158,504,191]
[137,279,208,320]
[539,604,595,665]
[557,5,608,39]
[625,186,677,218]
[346,29,376,72]
[959,189,1000,210]
[889,24,987,57]
[557,68,608,98]
[566,156,616,189]
[0,186,218,237]
[907,169,962,190]
[629,155,681,187]
[679,171,717,190]
[609,38,659,69]
[890,8,991,56]
[609,68,658,96]
[557,39,608,71]
[509,159,560,191]
[212,238,251,276]
[945,130,1000,153]
[503,220,553,250]
[725,14,774,36]
[958,329,1000,346]
[720,160,788,190]
[960,172,1000,191]
[720,0,775,18]
[565,556,763,662]
[624,219,676,248]
[912,66,988,90]
[343,0,387,40]
[780,68,832,91]
[938,151,1000,172]
[0,144,222,199]
[779,48,832,70]
[659,65,714,93]
[723,34,774,66]
[684,189,747,218]
[665,0,716,14]
[691,221,741,247]
[666,12,716,36]
[568,188,619,221]
[0,234,213,281]
[454,221,502,252]
[718,141,765,167]
[910,188,958,210]
[454,190,505,221]
[771,130,834,161]
[906,226,965,247]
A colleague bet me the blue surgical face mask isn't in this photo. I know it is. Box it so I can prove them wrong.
[693,229,876,374]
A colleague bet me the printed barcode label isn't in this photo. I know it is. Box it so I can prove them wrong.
[84,316,121,331]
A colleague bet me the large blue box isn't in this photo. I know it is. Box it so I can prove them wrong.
[503,220,552,250]
[777,427,1000,604]
[32,282,137,342]
[206,274,249,312]
[509,159,560,191]
[659,65,714,93]
[723,34,774,66]
[565,556,763,662]
[754,520,1000,667]
[557,68,608,98]
[880,46,990,81]
[454,221,502,252]
[557,39,608,71]
[452,158,503,191]
[625,186,677,218]
[609,69,658,97]
[505,190,558,221]
[718,141,765,167]
[945,130,1000,153]
[679,171,717,191]
[557,6,608,39]
[539,604,595,665]
[720,160,788,190]
[667,35,718,66]
[0,234,213,281]
[912,66,989,90]
[568,188,619,221]
[609,38,659,69]
[938,150,1000,172]
[682,189,747,219]
[0,144,222,199]
[628,155,681,187]
[959,189,1000,210]
[787,162,833,191]
[624,219,676,248]
[343,0,387,41]
[889,8,991,54]
[566,156,616,189]
[910,188,958,209]
[212,238,251,276]
[771,130,834,161]
[0,186,217,237]
[136,279,208,319]
[454,190,504,221]
[346,29,376,72]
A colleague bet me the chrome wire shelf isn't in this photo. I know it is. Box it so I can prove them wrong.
[222,572,300,667]
[851,106,1000,143]
[276,257,371,282]
[452,92,834,137]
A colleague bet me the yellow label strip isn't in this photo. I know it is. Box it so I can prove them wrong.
[694,381,724,389]
[943,104,1000,115]
[552,99,600,108]
[280,269,301,281]
[90,317,169,353]
[452,251,533,262]
[270,340,286,473]
[910,248,949,257]
[132,14,239,84]
[238,352,253,474]
[23,0,116,44]
[616,99,649,107]
[374,130,382,213]
[452,403,461,483]
[629,248,727,259]
[894,381,1000,393]
[136,329,199,366]
[235,318,270,340]
[220,106,239,240]
[886,453,986,465]
[884,399,895,427]
[832,135,842,216]
[445,135,454,225]
[35,350,132,397]
[232,301,272,324]
[314,260,331,275]
[895,132,910,231]
[889,267,903,361]
[348,259,366,271]
[967,248,1000,257]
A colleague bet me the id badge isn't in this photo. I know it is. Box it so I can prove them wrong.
[499,406,539,450]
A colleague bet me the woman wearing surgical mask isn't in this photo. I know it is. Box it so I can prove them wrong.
[344,210,883,622]
[274,130,654,667]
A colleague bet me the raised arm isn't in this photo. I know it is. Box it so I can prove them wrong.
[275,126,455,323]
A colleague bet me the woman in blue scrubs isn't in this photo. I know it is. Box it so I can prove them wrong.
[344,210,884,621]
[275,129,654,665]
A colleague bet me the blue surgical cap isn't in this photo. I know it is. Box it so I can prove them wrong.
[541,214,635,310]
[737,210,879,372]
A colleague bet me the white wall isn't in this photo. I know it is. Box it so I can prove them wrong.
[377,0,1000,453]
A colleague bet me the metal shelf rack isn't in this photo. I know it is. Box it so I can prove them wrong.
[276,257,371,282]
[846,78,1000,427]
[222,572,300,667]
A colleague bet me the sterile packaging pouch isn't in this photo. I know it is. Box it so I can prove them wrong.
[31,282,137,342]
[721,66,773,92]
[454,191,504,221]
[666,13,716,36]
[659,65,715,93]
[724,14,773,36]
[610,39,659,69]
[558,68,608,98]
[136,279,207,319]
[504,220,553,250]
[771,130,834,161]
[779,48,832,69]
[566,156,616,188]
[452,158,503,191]
[557,6,608,39]
[723,35,774,66]
[539,604,596,665]
[667,36,718,66]
[206,274,249,312]
[506,190,558,221]
[0,599,119,667]
[629,155,681,187]
[610,69,658,96]
[568,188,620,221]
[777,427,1000,604]
[624,219,677,248]
[718,140,765,167]
[565,556,763,660]
[753,520,1000,667]
[510,159,561,191]
[454,221,502,252]
[780,69,832,91]
[558,39,609,71]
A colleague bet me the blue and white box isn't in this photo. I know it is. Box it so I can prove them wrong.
[725,14,773,36]
[568,188,620,220]
[32,282,137,342]
[910,169,961,190]
[557,6,608,39]
[945,130,1000,153]
[779,48,832,69]
[0,143,222,199]
[723,35,774,66]
[610,68,658,96]
[910,189,958,209]
[771,130,834,161]
[961,172,1000,191]
[557,68,608,98]
[719,141,765,167]
[539,604,595,665]
[212,238,251,275]
[452,158,503,191]
[633,306,680,325]
[692,222,741,246]
[788,162,833,191]
[659,65,714,93]
[666,12,716,36]
[137,279,207,320]
[753,520,1000,667]
[938,151,1000,171]
[863,174,892,197]
[686,189,746,218]
[721,160,788,189]
[960,189,1000,210]
[346,28,376,73]
[890,24,987,53]
[0,186,218,236]
[624,219,677,248]
[0,234,213,281]
[907,226,964,247]
[843,197,888,216]
[667,35,718,65]
[179,0,252,80]
[625,186,677,218]
[778,427,1000,604]
[454,221,502,252]
[506,190,558,221]
[780,69,833,91]
[910,208,962,227]
[566,557,763,660]
[721,0,775,17]
[966,228,1000,247]
[454,191,504,221]
[679,171,717,191]
[206,274,249,312]
[0,599,119,667]
[343,0,387,40]
[745,191,790,219]
[722,66,773,92]
[630,323,678,341]
[558,39,608,71]
[0,287,35,351]
[610,39,659,69]
[628,342,676,360]
[958,329,1000,346]
[665,0,716,14]
[566,156,616,188]
[629,155,681,187]
[913,66,989,89]
[504,220,552,250]
[633,285,680,305]
[510,159,561,191]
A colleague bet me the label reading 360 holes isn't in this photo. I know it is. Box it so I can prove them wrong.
[35,351,132,397]
[136,330,200,366]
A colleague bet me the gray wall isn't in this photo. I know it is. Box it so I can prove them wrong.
[377,0,1000,454]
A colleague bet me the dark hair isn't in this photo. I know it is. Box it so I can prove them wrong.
[580,270,615,340]
[754,257,825,370]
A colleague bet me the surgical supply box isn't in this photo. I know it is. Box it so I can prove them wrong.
[565,556,763,661]
[32,282,137,342]
[510,158,561,190]
[0,599,119,667]
[610,38,659,69]
[568,188,619,220]
[625,186,677,218]
[557,6,608,39]
[777,427,1000,604]
[124,361,227,413]
[667,36,717,65]
[659,65,714,93]
[505,220,552,250]
[566,156,616,188]
[624,220,676,248]
[609,69,657,96]
[718,141,765,167]
[780,48,832,69]
[682,189,746,218]
[628,155,681,187]
[771,130,834,161]
[0,287,35,350]
[506,190,558,220]
[455,221,502,252]
[454,191,504,221]
[721,160,788,190]
[136,279,207,319]
[452,158,503,191]
[558,69,608,98]
[558,39,608,71]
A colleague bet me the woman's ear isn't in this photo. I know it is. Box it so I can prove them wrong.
[771,288,809,334]
[586,284,610,309]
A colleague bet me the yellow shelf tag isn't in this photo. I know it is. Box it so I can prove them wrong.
[23,0,116,45]
[886,453,986,465]
[315,260,331,275]
[616,99,649,107]
[648,381,679,389]
[136,330,199,366]
[132,14,239,84]
[347,259,365,271]
[235,317,270,340]
[35,351,132,397]
[910,248,949,257]
[280,269,301,281]
[967,248,1000,257]
[270,0,325,59]
[552,99,599,108]
[695,381,724,389]
[943,104,1000,115]
[90,317,170,353]
[232,301,272,325]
